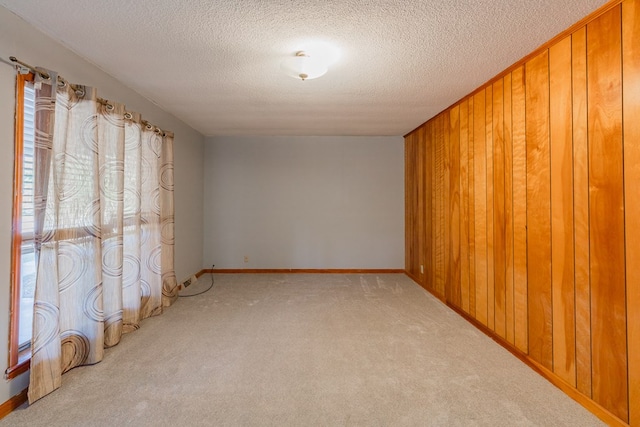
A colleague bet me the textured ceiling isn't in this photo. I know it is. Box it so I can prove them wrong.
[1,0,608,136]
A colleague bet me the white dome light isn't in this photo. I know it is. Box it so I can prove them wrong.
[280,51,328,81]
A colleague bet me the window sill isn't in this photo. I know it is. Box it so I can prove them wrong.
[5,350,30,380]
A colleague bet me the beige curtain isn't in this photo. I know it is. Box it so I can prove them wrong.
[27,73,177,403]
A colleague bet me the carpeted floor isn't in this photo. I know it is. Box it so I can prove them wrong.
[2,274,603,426]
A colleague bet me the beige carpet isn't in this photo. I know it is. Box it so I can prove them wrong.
[2,274,603,426]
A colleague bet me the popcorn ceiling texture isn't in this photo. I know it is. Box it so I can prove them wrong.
[0,0,608,136]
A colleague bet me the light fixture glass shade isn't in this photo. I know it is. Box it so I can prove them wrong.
[281,52,328,81]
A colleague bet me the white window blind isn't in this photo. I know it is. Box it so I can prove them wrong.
[18,82,36,350]
[22,84,35,239]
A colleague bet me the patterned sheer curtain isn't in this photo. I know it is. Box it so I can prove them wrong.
[27,71,178,403]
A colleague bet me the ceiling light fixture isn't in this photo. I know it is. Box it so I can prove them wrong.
[280,51,328,81]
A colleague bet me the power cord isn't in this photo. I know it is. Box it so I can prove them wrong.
[178,264,215,298]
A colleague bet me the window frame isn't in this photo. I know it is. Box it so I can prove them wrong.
[6,72,34,380]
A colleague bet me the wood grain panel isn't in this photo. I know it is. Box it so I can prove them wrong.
[492,78,506,339]
[424,122,433,292]
[473,89,488,325]
[418,125,427,287]
[431,120,438,294]
[443,110,452,303]
[623,1,640,424]
[414,130,421,282]
[549,35,576,387]
[485,86,495,332]
[459,99,471,313]
[587,6,628,421]
[511,66,528,353]
[503,73,515,345]
[571,26,592,398]
[436,113,446,299]
[449,106,461,307]
[525,50,553,370]
[468,96,476,318]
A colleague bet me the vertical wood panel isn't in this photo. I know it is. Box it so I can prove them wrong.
[503,74,515,345]
[623,0,640,424]
[424,122,433,293]
[493,79,506,339]
[549,35,576,387]
[418,126,427,287]
[443,110,452,302]
[449,106,461,307]
[485,87,495,332]
[468,96,476,318]
[431,120,438,294]
[571,26,592,398]
[526,50,553,370]
[473,90,488,325]
[512,66,528,353]
[460,99,471,313]
[436,114,446,299]
[587,7,628,421]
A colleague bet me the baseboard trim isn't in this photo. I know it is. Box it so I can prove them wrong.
[197,268,404,275]
[446,303,628,427]
[0,388,27,420]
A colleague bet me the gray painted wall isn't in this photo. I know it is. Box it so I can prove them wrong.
[0,6,205,404]
[203,136,404,269]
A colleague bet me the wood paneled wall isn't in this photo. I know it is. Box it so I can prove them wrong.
[404,1,639,425]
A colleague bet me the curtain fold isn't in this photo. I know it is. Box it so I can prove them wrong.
[139,125,163,319]
[27,76,177,404]
[122,113,143,332]
[28,70,59,402]
[98,100,125,347]
[161,132,178,306]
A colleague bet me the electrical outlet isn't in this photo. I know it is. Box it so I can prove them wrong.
[420,265,424,274]
[183,278,192,288]
[244,255,249,263]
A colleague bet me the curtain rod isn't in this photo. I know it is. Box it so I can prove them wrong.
[10,55,71,88]
[11,55,92,98]
[9,56,50,79]
[8,55,167,136]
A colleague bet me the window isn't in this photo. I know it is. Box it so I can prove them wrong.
[7,72,35,379]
